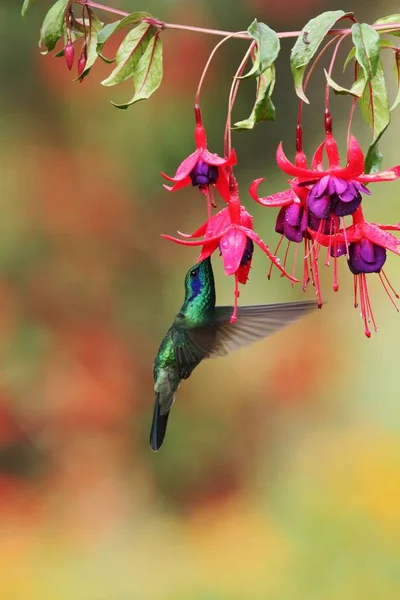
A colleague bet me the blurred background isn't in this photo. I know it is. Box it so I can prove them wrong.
[1,0,400,598]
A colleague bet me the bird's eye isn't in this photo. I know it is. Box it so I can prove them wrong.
[190,269,198,278]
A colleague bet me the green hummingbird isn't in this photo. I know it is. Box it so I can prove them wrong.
[150,256,317,451]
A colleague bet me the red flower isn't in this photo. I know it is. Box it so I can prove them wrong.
[161,105,237,203]
[276,132,400,220]
[309,207,400,337]
[249,151,327,306]
[162,184,298,322]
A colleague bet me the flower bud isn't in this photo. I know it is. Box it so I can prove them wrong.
[77,50,87,78]
[64,40,75,71]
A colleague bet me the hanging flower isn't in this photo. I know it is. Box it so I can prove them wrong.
[308,207,400,337]
[249,150,326,305]
[162,182,297,322]
[161,105,237,203]
[276,132,400,221]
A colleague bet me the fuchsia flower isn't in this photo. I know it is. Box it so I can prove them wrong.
[250,124,400,308]
[162,180,297,322]
[161,105,237,203]
[276,132,400,221]
[250,149,327,304]
[308,207,400,337]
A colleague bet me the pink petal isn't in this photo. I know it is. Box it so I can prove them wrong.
[358,165,400,183]
[215,167,231,202]
[249,179,296,207]
[201,148,232,166]
[325,133,340,168]
[161,150,200,183]
[176,221,208,239]
[161,234,206,246]
[162,177,192,192]
[362,222,400,256]
[198,241,219,261]
[344,135,365,177]
[206,208,231,238]
[277,142,323,179]
[161,213,229,246]
[295,150,308,168]
[307,224,359,246]
[220,227,247,275]
[226,148,238,166]
[377,223,400,231]
[311,141,325,171]
[239,206,254,229]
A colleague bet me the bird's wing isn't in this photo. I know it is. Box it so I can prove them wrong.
[172,326,217,379]
[208,300,317,357]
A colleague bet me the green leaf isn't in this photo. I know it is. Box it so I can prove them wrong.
[343,46,356,71]
[112,33,163,109]
[75,11,103,80]
[344,39,393,72]
[242,19,280,79]
[290,10,347,103]
[97,12,152,61]
[351,23,380,81]
[21,0,36,20]
[374,14,400,37]
[359,61,390,173]
[390,52,400,111]
[101,23,155,87]
[39,0,69,53]
[324,69,366,96]
[234,66,276,129]
[364,145,383,174]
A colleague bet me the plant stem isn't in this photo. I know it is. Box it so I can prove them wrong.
[76,2,400,39]
[195,32,247,105]
[325,34,349,109]
[224,43,254,155]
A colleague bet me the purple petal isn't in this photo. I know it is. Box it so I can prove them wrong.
[354,181,372,195]
[331,176,348,195]
[330,242,347,258]
[285,202,302,227]
[240,237,254,267]
[334,195,362,217]
[314,175,330,198]
[348,240,387,274]
[307,188,331,219]
[300,207,309,233]
[308,215,331,234]
[339,189,357,202]
[284,222,304,243]
[190,160,218,186]
[275,207,286,234]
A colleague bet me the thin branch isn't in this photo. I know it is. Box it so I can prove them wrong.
[75,2,400,40]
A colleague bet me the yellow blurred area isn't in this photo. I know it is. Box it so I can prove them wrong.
[0,0,400,598]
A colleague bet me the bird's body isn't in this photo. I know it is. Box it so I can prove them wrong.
[150,257,316,451]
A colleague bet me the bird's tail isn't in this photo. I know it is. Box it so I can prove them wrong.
[149,393,170,452]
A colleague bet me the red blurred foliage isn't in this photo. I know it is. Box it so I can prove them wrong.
[0,397,25,445]
[0,474,44,525]
[266,325,336,406]
[38,325,136,430]
[33,148,134,240]
[163,5,216,95]
[249,0,321,21]
[0,281,17,340]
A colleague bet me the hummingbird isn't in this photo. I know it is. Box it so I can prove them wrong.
[150,257,317,451]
